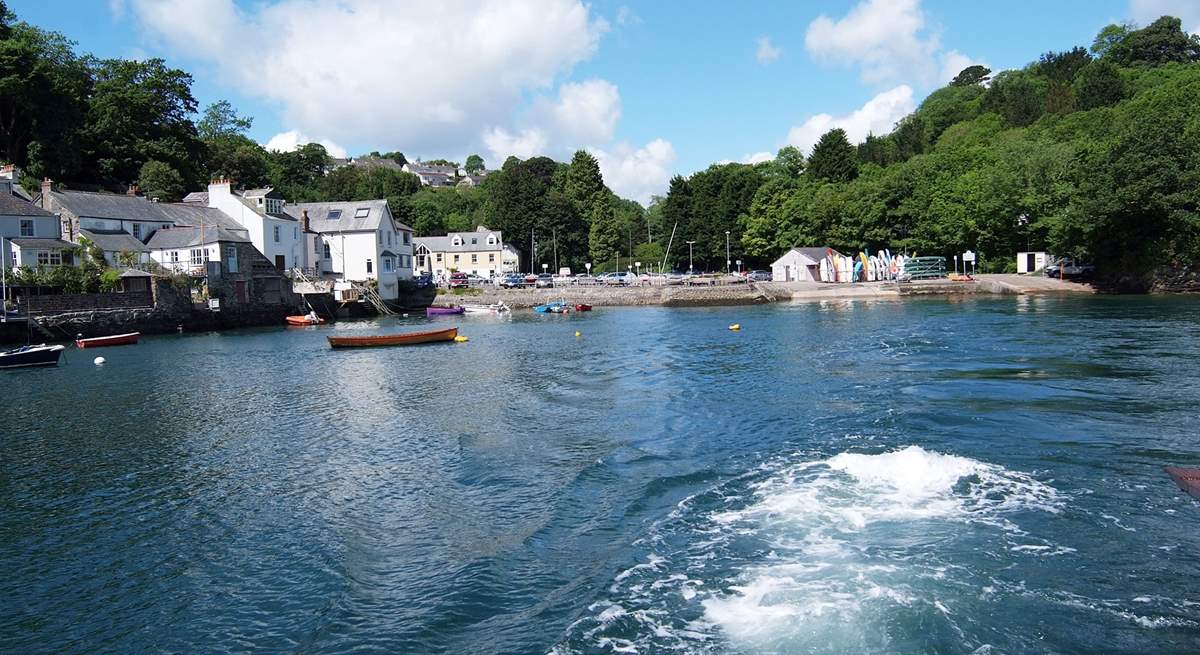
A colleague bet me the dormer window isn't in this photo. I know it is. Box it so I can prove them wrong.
[265,198,283,214]
[487,235,496,245]
[328,210,342,220]
[451,236,462,246]
[471,237,477,245]
[355,207,370,219]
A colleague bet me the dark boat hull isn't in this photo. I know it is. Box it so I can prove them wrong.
[1165,467,1200,500]
[426,307,464,316]
[0,344,65,368]
[328,327,458,348]
[75,332,140,348]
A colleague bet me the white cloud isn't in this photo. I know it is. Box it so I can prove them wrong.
[124,0,607,155]
[784,85,915,156]
[264,130,348,158]
[805,0,979,86]
[589,139,677,205]
[743,151,774,164]
[1130,0,1200,33]
[534,79,622,147]
[482,126,549,161]
[756,37,782,64]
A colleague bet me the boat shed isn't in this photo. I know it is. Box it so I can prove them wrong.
[771,247,840,282]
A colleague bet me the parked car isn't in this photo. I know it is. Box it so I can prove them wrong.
[552,274,574,286]
[523,273,539,287]
[499,274,525,289]
[535,274,555,288]
[1044,258,1095,279]
[749,270,772,282]
[605,271,638,286]
[465,273,488,286]
[415,272,433,288]
[448,272,470,289]
[574,274,597,286]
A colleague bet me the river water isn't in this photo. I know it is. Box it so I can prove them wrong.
[3,296,1200,654]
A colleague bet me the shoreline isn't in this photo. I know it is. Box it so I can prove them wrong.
[433,274,1095,309]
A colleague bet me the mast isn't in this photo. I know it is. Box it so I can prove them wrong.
[1,236,7,321]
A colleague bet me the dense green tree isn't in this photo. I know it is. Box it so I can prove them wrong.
[773,145,805,178]
[984,70,1048,127]
[464,154,484,173]
[587,198,622,267]
[1091,23,1133,57]
[1036,47,1092,83]
[807,129,859,183]
[81,57,203,188]
[1107,16,1200,67]
[950,64,991,87]
[197,100,252,141]
[137,159,185,202]
[559,149,606,219]
[858,133,897,166]
[267,142,328,200]
[1074,60,1125,109]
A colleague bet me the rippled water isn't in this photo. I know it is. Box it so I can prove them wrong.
[4,296,1200,654]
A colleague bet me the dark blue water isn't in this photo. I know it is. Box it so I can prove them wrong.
[3,296,1200,654]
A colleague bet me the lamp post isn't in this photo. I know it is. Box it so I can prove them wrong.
[725,230,731,274]
[586,262,592,277]
[686,240,695,274]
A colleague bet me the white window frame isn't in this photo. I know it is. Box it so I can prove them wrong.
[132,223,142,240]
[383,257,393,273]
[19,219,34,237]
[366,258,373,274]
[355,207,370,219]
[37,250,62,266]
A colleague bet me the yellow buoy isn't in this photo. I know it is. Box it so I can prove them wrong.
[574,331,582,337]
[729,323,741,331]
[454,335,469,342]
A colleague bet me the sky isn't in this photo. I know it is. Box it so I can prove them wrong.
[9,0,1200,203]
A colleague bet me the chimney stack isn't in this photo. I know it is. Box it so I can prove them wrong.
[301,209,310,233]
[40,178,52,208]
[126,185,139,196]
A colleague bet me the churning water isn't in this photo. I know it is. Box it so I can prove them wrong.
[3,296,1200,653]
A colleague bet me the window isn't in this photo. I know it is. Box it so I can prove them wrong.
[487,235,496,245]
[471,237,477,244]
[169,251,180,263]
[273,225,280,242]
[471,254,478,264]
[378,230,382,244]
[387,231,392,246]
[453,254,460,263]
[489,253,495,263]
[293,227,298,239]
[366,259,373,274]
[452,236,462,246]
[403,232,410,245]
[314,236,320,254]
[383,257,393,273]
[36,250,62,266]
[436,253,442,262]
[190,248,209,266]
[323,243,331,259]
[266,198,283,214]
[355,207,370,219]
[328,209,342,221]
[132,223,142,240]
[19,219,33,237]
[225,246,238,273]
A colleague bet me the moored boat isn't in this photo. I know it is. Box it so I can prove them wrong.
[574,303,592,312]
[75,332,140,348]
[327,327,458,348]
[0,344,65,368]
[426,305,465,316]
[285,314,326,326]
[1166,466,1200,500]
[533,301,571,313]
[463,302,510,314]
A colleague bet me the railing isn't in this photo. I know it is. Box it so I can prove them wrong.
[900,256,947,280]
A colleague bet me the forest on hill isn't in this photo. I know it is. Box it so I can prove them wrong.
[2,0,1199,283]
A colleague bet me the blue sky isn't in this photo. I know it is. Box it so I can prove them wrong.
[8,0,1193,202]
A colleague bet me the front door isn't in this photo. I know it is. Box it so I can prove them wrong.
[1026,253,1036,272]
[234,280,247,303]
[275,255,285,270]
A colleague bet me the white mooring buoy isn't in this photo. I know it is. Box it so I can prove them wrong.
[93,356,106,366]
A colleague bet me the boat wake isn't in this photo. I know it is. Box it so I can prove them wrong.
[551,446,1067,654]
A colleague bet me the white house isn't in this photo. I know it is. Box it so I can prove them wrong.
[146,226,249,275]
[1016,251,1049,274]
[771,247,839,282]
[285,200,414,301]
[414,226,510,278]
[205,180,304,271]
[1,180,67,270]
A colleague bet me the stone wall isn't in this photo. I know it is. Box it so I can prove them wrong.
[22,290,153,314]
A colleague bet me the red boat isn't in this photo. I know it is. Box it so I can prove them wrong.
[327,327,458,348]
[1166,467,1200,500]
[75,332,140,349]
[286,314,326,326]
[574,303,593,312]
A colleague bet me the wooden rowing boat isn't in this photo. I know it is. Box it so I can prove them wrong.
[1166,466,1200,500]
[75,332,140,349]
[327,327,458,348]
[286,315,326,326]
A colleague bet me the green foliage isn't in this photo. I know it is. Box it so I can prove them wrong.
[807,129,859,183]
[464,154,484,173]
[1092,23,1133,57]
[984,70,1048,127]
[1074,60,1126,109]
[1106,16,1200,67]
[197,100,252,140]
[98,268,120,292]
[950,65,991,87]
[137,159,185,202]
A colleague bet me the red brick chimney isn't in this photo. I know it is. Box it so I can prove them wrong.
[126,185,139,196]
[40,178,52,209]
[301,209,310,233]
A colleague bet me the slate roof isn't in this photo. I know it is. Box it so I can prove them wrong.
[0,191,54,217]
[146,226,250,250]
[182,191,209,204]
[160,203,246,231]
[10,237,74,248]
[351,157,405,171]
[80,228,150,253]
[46,189,173,223]
[784,247,842,261]
[286,200,413,233]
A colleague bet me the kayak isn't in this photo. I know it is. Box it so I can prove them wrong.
[75,332,140,348]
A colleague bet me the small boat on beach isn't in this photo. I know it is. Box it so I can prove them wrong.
[534,300,571,314]
[285,314,326,326]
[426,305,465,316]
[327,327,458,348]
[1166,466,1200,500]
[75,332,140,348]
[0,343,65,368]
[574,303,593,312]
[463,302,510,314]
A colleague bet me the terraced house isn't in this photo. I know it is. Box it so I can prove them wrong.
[285,200,414,301]
[413,226,518,279]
